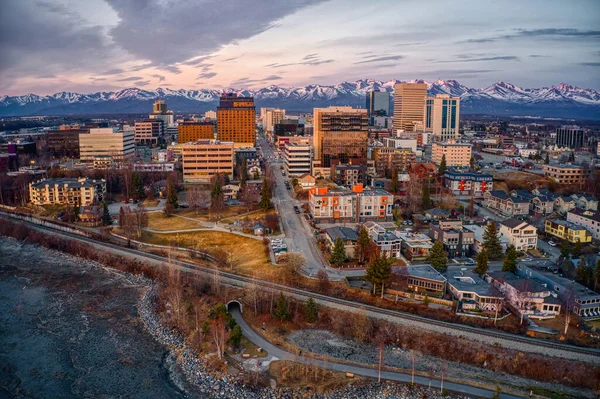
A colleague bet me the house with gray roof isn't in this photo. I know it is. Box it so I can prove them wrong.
[484,190,529,217]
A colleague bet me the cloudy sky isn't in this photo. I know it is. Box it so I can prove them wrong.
[1,0,598,95]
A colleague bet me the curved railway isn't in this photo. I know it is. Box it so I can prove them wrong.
[2,212,599,360]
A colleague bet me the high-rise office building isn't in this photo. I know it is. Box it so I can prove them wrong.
[217,94,256,148]
[79,128,135,162]
[181,140,234,182]
[424,94,460,141]
[153,100,167,114]
[149,100,174,127]
[134,120,162,145]
[47,126,89,158]
[366,91,390,119]
[393,83,428,132]
[556,126,585,149]
[262,108,285,133]
[178,122,215,143]
[312,107,369,177]
[431,140,472,167]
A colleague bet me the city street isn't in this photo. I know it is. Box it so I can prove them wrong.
[257,134,342,280]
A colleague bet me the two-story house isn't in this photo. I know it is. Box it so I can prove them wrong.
[484,190,530,217]
[429,219,474,259]
[499,218,538,251]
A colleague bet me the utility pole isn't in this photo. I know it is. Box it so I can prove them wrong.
[378,342,383,383]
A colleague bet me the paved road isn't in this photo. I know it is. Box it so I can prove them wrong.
[258,135,342,280]
[229,305,521,399]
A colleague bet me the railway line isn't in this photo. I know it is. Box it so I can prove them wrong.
[2,212,599,362]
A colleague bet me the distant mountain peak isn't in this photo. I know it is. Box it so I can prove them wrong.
[0,79,598,119]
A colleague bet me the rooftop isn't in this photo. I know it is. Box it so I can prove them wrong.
[501,218,531,229]
[568,208,600,222]
[488,271,549,293]
[447,270,500,296]
[400,265,447,283]
[325,226,359,242]
[31,177,104,189]
[547,219,589,231]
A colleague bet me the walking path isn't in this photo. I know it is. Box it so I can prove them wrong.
[229,306,521,399]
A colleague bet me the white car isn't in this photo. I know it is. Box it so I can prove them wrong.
[548,241,556,247]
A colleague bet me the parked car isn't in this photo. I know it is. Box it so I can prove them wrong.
[548,241,556,247]
[465,258,476,265]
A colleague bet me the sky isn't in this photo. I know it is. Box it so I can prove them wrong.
[0,0,599,95]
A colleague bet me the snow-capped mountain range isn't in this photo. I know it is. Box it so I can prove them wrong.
[1,79,599,119]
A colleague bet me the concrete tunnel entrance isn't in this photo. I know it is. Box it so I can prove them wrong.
[226,300,242,313]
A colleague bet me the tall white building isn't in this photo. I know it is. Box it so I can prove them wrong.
[424,94,460,141]
[262,108,285,133]
[284,143,312,177]
[79,128,135,162]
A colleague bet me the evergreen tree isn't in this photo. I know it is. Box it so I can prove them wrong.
[421,183,432,211]
[594,259,600,291]
[502,245,518,273]
[469,156,475,169]
[355,226,372,264]
[102,201,112,226]
[119,206,125,228]
[428,240,448,273]
[569,151,575,162]
[132,173,145,200]
[575,257,587,284]
[228,325,242,347]
[274,292,290,321]
[544,153,550,164]
[259,179,271,210]
[560,240,570,258]
[240,158,248,187]
[365,253,393,297]
[483,222,503,260]
[166,178,178,208]
[572,240,582,258]
[253,170,260,180]
[390,168,399,193]
[562,259,575,279]
[330,237,346,266]
[439,154,447,174]
[474,248,489,276]
[210,175,224,214]
[304,297,318,323]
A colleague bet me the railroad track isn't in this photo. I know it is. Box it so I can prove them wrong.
[3,213,599,358]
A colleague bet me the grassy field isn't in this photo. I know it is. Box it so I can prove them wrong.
[146,213,202,231]
[220,208,271,224]
[240,337,268,358]
[140,230,274,276]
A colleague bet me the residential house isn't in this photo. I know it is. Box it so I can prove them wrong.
[298,173,316,188]
[499,218,538,251]
[463,223,509,254]
[554,196,576,215]
[447,270,503,312]
[395,231,434,261]
[424,207,451,220]
[324,226,359,258]
[488,271,561,319]
[403,265,447,296]
[567,208,600,240]
[483,190,529,217]
[518,263,600,320]
[223,184,241,201]
[544,219,592,243]
[78,205,103,227]
[252,223,266,236]
[571,194,598,211]
[369,229,403,259]
[408,162,437,183]
[429,219,474,259]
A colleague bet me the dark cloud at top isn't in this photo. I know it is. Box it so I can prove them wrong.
[460,28,600,43]
[354,55,404,64]
[0,1,118,83]
[437,56,519,63]
[105,0,326,66]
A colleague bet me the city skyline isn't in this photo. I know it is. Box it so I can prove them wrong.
[1,0,599,95]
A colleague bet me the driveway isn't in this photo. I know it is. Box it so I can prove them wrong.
[228,304,520,399]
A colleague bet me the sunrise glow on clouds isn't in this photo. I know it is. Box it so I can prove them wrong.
[1,0,598,95]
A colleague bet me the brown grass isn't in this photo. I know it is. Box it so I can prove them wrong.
[177,205,250,222]
[141,230,274,276]
[147,213,202,231]
[269,360,363,393]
